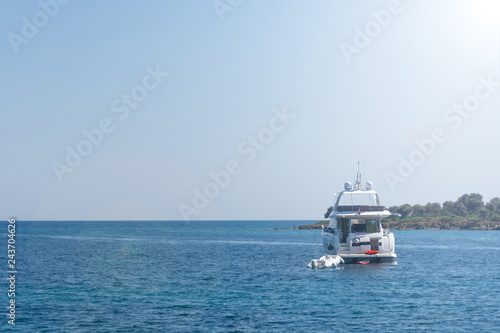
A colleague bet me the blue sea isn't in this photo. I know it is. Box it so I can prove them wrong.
[5,220,500,332]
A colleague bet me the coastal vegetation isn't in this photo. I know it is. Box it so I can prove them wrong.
[299,193,500,230]
[385,193,500,222]
[384,193,500,230]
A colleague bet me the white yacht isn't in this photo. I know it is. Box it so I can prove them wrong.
[320,166,397,265]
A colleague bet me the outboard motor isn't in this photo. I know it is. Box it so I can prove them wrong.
[322,226,340,255]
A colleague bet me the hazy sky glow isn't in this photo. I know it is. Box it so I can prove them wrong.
[1,0,499,220]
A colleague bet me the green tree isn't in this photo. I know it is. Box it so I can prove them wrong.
[412,204,425,217]
[478,207,492,220]
[442,201,455,215]
[388,206,399,213]
[397,204,413,219]
[387,206,399,220]
[425,202,441,218]
[486,197,500,214]
[457,193,484,213]
[454,202,467,217]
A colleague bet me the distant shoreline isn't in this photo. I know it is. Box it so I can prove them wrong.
[295,220,500,230]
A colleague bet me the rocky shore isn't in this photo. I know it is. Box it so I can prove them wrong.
[297,221,328,230]
[296,220,500,230]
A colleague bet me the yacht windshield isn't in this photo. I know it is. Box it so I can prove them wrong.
[338,192,378,206]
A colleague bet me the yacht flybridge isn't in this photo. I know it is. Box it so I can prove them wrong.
[309,165,396,268]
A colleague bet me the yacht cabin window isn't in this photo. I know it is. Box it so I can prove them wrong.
[350,219,380,233]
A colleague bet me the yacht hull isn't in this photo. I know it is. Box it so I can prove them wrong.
[339,253,397,264]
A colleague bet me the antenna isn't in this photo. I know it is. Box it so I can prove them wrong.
[355,161,362,190]
[352,162,355,187]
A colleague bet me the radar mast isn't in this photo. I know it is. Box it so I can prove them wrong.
[355,161,362,190]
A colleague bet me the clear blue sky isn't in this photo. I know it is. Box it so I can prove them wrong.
[1,0,499,220]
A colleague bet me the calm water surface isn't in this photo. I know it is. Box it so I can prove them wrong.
[5,221,500,332]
